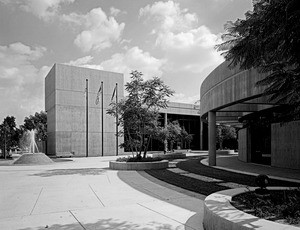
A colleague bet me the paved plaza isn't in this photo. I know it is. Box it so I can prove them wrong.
[0,156,204,230]
[1,154,300,230]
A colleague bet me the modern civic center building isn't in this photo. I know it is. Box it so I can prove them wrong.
[45,64,201,157]
[200,61,300,170]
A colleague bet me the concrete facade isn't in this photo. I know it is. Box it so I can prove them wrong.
[160,102,201,151]
[45,64,124,157]
[200,61,300,170]
[160,102,199,116]
[271,121,300,169]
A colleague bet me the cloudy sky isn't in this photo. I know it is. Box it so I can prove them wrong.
[0,0,252,125]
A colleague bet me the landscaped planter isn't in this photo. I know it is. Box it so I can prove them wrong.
[203,187,300,230]
[109,160,169,170]
[152,152,186,159]
[216,149,235,155]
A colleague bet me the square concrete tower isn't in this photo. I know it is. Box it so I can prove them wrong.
[45,64,124,157]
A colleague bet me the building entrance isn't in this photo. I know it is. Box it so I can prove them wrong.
[251,124,271,165]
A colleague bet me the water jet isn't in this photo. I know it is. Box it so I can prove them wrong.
[13,130,53,165]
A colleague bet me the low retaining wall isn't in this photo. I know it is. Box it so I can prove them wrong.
[203,187,300,230]
[109,160,169,171]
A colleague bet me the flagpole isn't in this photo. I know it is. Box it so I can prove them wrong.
[86,79,88,158]
[116,83,118,156]
[101,81,104,157]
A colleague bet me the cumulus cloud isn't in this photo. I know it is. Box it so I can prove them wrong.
[0,42,49,124]
[1,0,75,21]
[139,0,197,33]
[170,93,200,105]
[100,46,165,82]
[110,7,121,17]
[139,0,224,74]
[64,55,103,70]
[64,47,164,85]
[61,7,125,52]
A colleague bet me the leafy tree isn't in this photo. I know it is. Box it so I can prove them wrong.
[155,121,193,152]
[0,116,20,158]
[216,125,237,150]
[107,70,174,158]
[22,111,47,142]
[217,0,300,120]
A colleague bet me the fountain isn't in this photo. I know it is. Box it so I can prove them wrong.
[29,130,39,153]
[13,129,53,165]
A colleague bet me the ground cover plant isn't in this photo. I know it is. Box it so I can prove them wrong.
[231,189,300,227]
[116,156,162,162]
[145,157,300,196]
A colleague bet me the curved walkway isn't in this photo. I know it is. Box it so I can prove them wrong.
[202,155,300,183]
[146,155,300,196]
[1,154,299,229]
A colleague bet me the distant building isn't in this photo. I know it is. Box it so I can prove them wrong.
[200,61,300,170]
[45,64,201,157]
[145,102,201,152]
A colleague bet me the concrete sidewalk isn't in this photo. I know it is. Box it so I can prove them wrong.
[202,155,300,183]
[0,156,204,230]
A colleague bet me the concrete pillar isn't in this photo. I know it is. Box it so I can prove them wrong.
[208,111,216,166]
[200,120,203,150]
[164,113,168,153]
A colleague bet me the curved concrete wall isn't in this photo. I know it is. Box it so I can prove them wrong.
[201,61,300,170]
[271,121,300,169]
[200,61,268,116]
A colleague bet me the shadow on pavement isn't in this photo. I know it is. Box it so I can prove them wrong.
[30,168,106,177]
[117,170,205,229]
[17,218,177,230]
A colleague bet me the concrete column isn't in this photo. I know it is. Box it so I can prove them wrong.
[164,113,168,153]
[200,120,203,150]
[208,111,216,166]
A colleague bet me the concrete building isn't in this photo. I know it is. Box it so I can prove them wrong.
[200,61,300,170]
[45,64,124,157]
[45,64,201,157]
[148,102,201,151]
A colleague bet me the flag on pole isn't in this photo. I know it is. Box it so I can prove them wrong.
[111,84,117,101]
[95,83,102,105]
[84,85,87,97]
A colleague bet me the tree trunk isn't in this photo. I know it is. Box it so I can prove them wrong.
[220,140,223,150]
[143,136,151,158]
[126,130,134,154]
[170,141,174,152]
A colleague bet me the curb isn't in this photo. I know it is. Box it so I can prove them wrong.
[109,160,169,170]
[200,158,300,184]
[203,187,300,230]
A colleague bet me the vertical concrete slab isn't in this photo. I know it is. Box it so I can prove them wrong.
[208,111,216,166]
[271,121,300,169]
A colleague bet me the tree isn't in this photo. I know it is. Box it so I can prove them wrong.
[0,116,19,158]
[107,70,174,158]
[217,0,300,120]
[155,121,193,152]
[22,111,47,142]
[216,125,237,150]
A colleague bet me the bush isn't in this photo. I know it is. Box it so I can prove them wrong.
[116,156,162,162]
[232,188,300,225]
